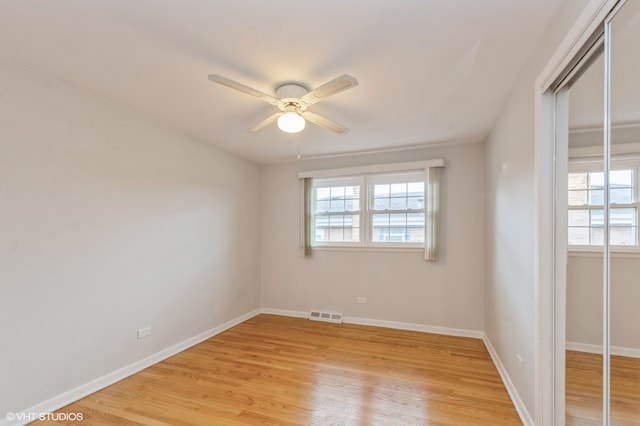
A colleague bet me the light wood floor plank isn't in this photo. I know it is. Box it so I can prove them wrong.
[34,314,521,425]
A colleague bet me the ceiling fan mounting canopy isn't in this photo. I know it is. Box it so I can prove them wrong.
[208,73,358,134]
[276,83,308,103]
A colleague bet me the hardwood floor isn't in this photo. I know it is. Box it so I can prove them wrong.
[36,314,521,425]
[566,350,640,425]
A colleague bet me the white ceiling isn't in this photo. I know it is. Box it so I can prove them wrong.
[0,0,564,164]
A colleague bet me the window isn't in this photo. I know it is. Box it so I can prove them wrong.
[370,175,425,244]
[568,161,639,248]
[312,171,425,247]
[313,178,362,244]
[300,159,444,259]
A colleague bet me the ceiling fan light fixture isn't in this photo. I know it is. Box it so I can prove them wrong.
[209,74,357,134]
[277,111,305,133]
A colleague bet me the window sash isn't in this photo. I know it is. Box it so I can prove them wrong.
[313,212,362,245]
[311,177,363,246]
[368,171,425,247]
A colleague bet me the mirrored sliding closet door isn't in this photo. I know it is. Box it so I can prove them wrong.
[609,1,640,424]
[555,1,640,425]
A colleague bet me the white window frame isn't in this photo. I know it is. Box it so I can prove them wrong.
[310,171,425,249]
[299,159,444,253]
[568,156,640,252]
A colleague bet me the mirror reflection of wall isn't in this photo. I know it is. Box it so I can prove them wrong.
[610,0,640,423]
[566,50,605,425]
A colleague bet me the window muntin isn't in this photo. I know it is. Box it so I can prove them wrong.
[311,172,425,247]
[568,162,639,248]
[313,179,362,244]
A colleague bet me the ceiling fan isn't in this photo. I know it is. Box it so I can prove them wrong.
[208,74,358,134]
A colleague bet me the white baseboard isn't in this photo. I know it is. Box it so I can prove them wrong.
[1,309,261,426]
[566,341,640,358]
[260,308,309,318]
[260,307,483,339]
[343,315,483,339]
[483,334,534,426]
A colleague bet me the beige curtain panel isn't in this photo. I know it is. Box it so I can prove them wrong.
[425,166,443,261]
[303,177,313,257]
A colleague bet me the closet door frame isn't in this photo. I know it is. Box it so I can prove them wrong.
[534,0,626,424]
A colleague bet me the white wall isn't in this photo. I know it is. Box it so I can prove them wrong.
[0,61,261,415]
[484,0,591,418]
[567,254,640,352]
[260,143,485,332]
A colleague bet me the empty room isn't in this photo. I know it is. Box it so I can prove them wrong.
[1,1,638,425]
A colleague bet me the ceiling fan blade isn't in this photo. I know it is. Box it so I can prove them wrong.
[301,74,358,106]
[208,74,281,107]
[302,111,349,134]
[249,112,281,133]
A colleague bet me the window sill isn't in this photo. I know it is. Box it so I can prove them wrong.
[568,249,640,259]
[311,246,424,253]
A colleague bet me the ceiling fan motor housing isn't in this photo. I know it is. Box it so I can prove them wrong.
[276,83,308,104]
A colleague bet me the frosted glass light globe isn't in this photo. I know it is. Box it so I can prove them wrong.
[277,111,305,133]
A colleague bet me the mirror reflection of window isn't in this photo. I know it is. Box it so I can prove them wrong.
[567,166,639,247]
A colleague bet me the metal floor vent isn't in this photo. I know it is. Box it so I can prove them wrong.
[309,310,343,324]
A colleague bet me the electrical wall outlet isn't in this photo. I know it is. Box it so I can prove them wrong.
[357,297,367,304]
[137,326,151,339]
